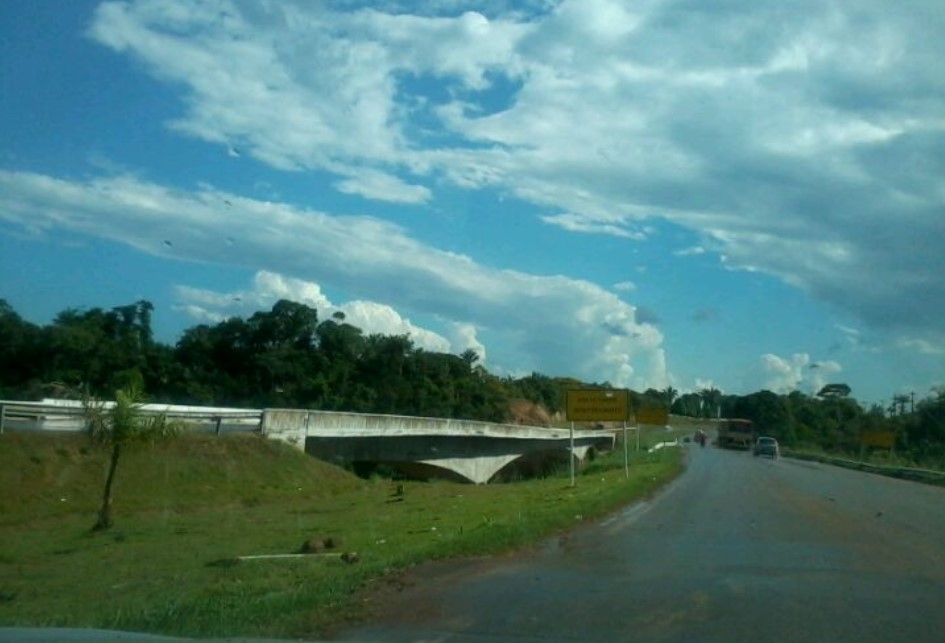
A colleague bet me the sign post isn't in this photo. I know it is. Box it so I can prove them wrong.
[565,389,631,487]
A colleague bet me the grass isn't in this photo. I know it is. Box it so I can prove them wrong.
[783,445,945,486]
[0,430,683,639]
[787,443,945,471]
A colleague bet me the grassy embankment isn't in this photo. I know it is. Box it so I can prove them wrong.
[0,430,682,639]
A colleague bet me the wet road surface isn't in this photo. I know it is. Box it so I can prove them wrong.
[339,443,945,643]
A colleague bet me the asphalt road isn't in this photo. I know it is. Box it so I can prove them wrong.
[339,442,945,643]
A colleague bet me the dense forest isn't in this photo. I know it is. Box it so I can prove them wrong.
[1,298,942,466]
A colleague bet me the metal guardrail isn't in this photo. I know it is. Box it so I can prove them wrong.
[783,449,945,486]
[0,401,263,435]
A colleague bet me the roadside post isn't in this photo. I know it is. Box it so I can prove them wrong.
[570,421,575,486]
[623,421,629,479]
[565,389,631,487]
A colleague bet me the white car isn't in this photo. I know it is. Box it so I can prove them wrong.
[753,436,780,458]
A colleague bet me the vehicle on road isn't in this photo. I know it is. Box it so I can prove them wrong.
[717,419,755,450]
[753,436,780,458]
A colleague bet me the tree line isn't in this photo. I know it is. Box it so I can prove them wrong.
[666,381,944,467]
[1,298,942,465]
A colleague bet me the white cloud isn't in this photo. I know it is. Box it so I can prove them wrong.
[85,0,945,352]
[173,303,226,324]
[0,170,666,388]
[694,378,720,393]
[447,322,487,362]
[896,337,945,356]
[807,360,843,394]
[613,281,637,292]
[759,352,844,394]
[760,353,810,394]
[540,213,647,239]
[334,169,432,204]
[341,300,452,352]
[251,272,333,310]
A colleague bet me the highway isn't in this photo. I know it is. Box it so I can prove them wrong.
[340,440,945,643]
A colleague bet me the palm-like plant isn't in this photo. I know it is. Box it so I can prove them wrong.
[699,387,722,419]
[663,386,679,410]
[85,382,179,531]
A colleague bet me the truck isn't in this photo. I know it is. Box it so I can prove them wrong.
[717,418,754,450]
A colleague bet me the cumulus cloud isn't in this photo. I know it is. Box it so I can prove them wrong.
[447,322,487,362]
[760,353,810,394]
[759,352,844,394]
[341,300,452,352]
[0,170,666,388]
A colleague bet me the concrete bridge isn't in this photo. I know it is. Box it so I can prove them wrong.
[261,409,616,484]
[1,399,616,485]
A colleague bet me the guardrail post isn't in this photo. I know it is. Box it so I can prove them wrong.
[0,403,5,435]
[214,416,222,436]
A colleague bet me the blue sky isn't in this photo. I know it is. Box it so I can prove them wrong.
[2,0,943,406]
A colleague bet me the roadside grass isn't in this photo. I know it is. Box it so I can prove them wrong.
[787,443,945,471]
[0,431,682,639]
[783,445,945,486]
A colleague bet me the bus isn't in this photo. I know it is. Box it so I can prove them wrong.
[717,418,754,450]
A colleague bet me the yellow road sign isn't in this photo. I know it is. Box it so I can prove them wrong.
[860,430,895,449]
[635,407,669,426]
[566,389,630,422]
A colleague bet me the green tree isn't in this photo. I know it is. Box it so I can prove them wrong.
[905,389,945,463]
[672,392,702,417]
[733,390,795,445]
[891,393,911,417]
[84,381,180,531]
[662,386,679,410]
[0,299,43,396]
[314,316,366,408]
[698,387,722,419]
[40,301,158,395]
[816,383,851,399]
[784,390,824,446]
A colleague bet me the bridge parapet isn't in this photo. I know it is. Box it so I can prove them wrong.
[261,409,310,448]
[263,409,589,441]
